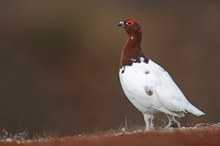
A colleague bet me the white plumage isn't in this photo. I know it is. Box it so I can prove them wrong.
[119,58,205,130]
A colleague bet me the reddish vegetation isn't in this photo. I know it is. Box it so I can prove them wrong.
[0,124,220,146]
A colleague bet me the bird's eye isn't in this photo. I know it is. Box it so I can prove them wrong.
[127,22,133,25]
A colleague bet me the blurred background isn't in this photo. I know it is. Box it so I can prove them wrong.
[0,0,219,136]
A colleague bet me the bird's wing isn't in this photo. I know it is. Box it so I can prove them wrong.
[144,60,204,116]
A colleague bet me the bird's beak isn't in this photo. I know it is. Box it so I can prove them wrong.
[117,21,125,27]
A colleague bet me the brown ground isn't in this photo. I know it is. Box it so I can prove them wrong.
[0,123,220,146]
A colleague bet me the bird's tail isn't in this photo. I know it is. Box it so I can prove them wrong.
[186,102,205,116]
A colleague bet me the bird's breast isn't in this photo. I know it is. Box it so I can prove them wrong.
[119,62,154,101]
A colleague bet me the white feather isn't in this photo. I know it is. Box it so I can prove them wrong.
[119,58,205,117]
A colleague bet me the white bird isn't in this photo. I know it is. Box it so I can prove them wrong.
[117,19,205,130]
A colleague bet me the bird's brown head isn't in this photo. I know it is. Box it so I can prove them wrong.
[117,19,142,35]
[117,19,146,68]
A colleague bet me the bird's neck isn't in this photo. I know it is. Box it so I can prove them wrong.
[120,33,145,68]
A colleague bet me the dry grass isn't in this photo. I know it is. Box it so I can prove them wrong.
[0,123,219,146]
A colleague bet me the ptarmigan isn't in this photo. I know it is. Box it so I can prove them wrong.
[117,19,205,130]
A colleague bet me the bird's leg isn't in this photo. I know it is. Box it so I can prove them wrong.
[143,114,154,131]
[165,114,180,129]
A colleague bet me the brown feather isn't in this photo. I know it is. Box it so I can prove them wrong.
[119,19,149,68]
